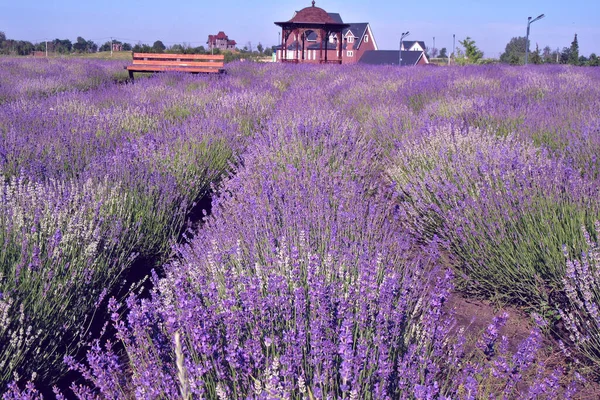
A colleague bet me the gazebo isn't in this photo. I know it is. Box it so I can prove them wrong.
[274,1,350,64]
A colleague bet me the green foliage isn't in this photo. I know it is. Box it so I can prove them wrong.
[0,177,139,385]
[389,128,600,309]
[458,37,483,64]
[568,34,579,65]
[52,38,72,54]
[500,36,528,65]
[73,36,97,53]
[530,44,542,65]
[542,46,558,64]
[439,47,448,58]
[152,40,166,53]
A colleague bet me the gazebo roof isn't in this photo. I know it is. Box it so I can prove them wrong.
[275,1,349,29]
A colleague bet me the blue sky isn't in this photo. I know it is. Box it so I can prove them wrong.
[1,0,599,57]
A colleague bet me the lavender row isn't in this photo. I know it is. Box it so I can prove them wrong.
[1,60,599,395]
[60,117,578,398]
[0,58,128,104]
[0,70,280,387]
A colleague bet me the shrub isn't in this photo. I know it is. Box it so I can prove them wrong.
[389,126,600,308]
[559,223,600,375]
[0,176,137,386]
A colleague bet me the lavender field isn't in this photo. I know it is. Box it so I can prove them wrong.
[1,57,600,399]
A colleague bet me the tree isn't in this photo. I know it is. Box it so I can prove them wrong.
[542,46,555,63]
[257,42,264,54]
[560,47,571,64]
[428,47,439,58]
[459,37,483,64]
[530,43,542,64]
[152,40,166,53]
[568,34,579,65]
[122,42,132,51]
[264,47,273,57]
[99,41,111,52]
[589,53,599,67]
[73,36,88,53]
[0,31,6,43]
[87,40,98,52]
[500,36,528,64]
[52,38,72,53]
[439,47,448,58]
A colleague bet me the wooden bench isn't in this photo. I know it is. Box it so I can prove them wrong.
[126,53,225,80]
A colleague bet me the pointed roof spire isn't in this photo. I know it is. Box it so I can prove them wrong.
[312,0,315,6]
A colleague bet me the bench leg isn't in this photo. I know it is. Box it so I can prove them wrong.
[128,70,134,81]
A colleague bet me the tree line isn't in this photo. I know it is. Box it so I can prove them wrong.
[427,33,598,66]
[0,31,274,59]
[500,34,598,66]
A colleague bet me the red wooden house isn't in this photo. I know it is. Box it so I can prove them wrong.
[207,31,237,51]
[274,1,377,64]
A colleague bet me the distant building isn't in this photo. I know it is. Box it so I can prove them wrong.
[273,2,427,66]
[274,2,377,64]
[401,41,426,52]
[207,32,237,51]
[112,43,122,52]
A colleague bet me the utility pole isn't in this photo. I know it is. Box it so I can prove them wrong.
[433,36,435,56]
[525,14,545,65]
[399,31,410,66]
[452,34,455,64]
[45,40,48,57]
[110,37,113,57]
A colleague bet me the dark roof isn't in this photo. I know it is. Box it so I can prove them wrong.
[275,6,349,29]
[208,31,232,43]
[290,6,337,23]
[358,50,424,66]
[402,40,426,50]
[344,23,369,48]
[328,13,343,23]
[304,22,369,46]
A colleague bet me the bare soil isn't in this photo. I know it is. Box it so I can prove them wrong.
[447,293,600,399]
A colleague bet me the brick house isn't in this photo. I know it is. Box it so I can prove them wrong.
[207,31,237,51]
[401,41,426,52]
[274,2,377,64]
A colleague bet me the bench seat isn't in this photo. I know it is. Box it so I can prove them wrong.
[126,53,225,79]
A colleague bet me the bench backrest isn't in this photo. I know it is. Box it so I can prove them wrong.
[131,53,225,69]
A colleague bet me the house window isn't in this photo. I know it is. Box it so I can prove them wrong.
[347,36,354,43]
[347,51,353,57]
[365,35,369,43]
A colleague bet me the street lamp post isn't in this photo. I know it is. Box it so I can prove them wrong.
[452,34,455,58]
[399,31,410,66]
[525,14,545,65]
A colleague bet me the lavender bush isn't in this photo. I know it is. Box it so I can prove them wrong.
[389,125,600,307]
[0,176,137,386]
[0,58,127,104]
[59,121,575,399]
[560,223,600,375]
[1,61,598,396]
